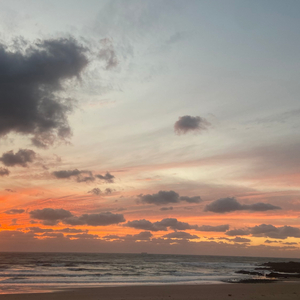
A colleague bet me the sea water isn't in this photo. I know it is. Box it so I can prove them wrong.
[0,252,298,294]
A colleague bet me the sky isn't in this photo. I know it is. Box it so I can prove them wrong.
[0,0,300,258]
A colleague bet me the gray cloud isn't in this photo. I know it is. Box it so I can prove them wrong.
[88,188,101,196]
[0,149,36,167]
[105,188,113,194]
[196,225,229,232]
[5,188,15,192]
[231,237,251,243]
[52,169,95,182]
[95,172,115,183]
[0,37,88,147]
[5,209,25,215]
[29,208,125,227]
[163,232,199,240]
[125,231,153,241]
[225,229,250,236]
[139,190,201,206]
[126,218,228,232]
[160,207,173,211]
[98,38,118,70]
[179,196,202,203]
[63,212,125,226]
[67,233,98,239]
[27,227,87,234]
[0,168,9,176]
[174,115,211,135]
[29,208,73,225]
[250,224,300,239]
[204,197,281,213]
[125,219,159,231]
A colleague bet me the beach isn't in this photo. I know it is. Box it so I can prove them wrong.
[0,282,300,300]
[0,283,299,300]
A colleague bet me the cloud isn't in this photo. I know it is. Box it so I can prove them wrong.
[29,208,73,225]
[0,149,36,167]
[138,190,201,205]
[179,196,202,203]
[98,38,118,70]
[63,212,125,226]
[67,233,98,239]
[5,188,15,192]
[160,207,173,211]
[174,115,211,135]
[225,229,250,236]
[0,37,88,147]
[52,169,95,182]
[125,231,153,241]
[250,224,300,239]
[196,225,229,232]
[204,197,281,213]
[125,218,228,232]
[95,172,115,183]
[125,219,159,231]
[29,208,125,227]
[88,188,101,195]
[231,237,251,243]
[105,188,113,194]
[0,168,9,176]
[27,227,87,234]
[5,209,25,215]
[163,232,199,240]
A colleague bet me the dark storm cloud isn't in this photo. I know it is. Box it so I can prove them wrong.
[225,229,250,236]
[29,208,73,225]
[63,212,125,226]
[138,190,201,206]
[250,224,300,239]
[0,149,36,167]
[95,172,115,183]
[0,168,9,176]
[160,206,173,211]
[5,209,25,214]
[98,38,118,70]
[163,232,199,240]
[88,188,102,195]
[52,169,95,182]
[204,197,281,213]
[174,115,211,135]
[0,37,88,147]
[126,218,229,232]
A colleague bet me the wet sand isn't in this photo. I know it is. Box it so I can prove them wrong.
[0,282,300,300]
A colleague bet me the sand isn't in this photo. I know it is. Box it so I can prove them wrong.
[0,282,299,300]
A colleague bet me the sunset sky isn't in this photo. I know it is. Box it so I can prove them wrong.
[0,0,300,257]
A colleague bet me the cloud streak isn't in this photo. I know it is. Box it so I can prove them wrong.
[204,197,281,213]
[29,208,125,227]
[138,190,201,205]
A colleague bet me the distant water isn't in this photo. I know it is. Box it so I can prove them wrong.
[0,252,299,294]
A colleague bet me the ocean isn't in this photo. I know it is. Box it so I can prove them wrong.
[0,252,298,294]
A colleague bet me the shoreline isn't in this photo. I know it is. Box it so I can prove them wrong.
[0,282,300,300]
